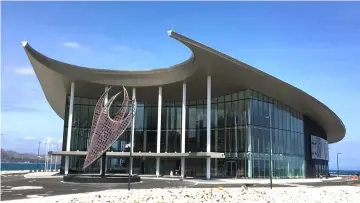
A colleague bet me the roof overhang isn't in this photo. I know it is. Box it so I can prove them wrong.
[22,30,346,143]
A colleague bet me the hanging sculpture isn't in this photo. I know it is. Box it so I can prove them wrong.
[82,86,136,170]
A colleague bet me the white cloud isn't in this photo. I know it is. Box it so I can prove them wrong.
[14,67,34,75]
[24,136,36,140]
[113,45,132,52]
[63,42,81,48]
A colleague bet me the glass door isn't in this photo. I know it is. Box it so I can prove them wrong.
[226,161,237,177]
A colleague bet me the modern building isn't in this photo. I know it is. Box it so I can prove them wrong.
[22,30,345,179]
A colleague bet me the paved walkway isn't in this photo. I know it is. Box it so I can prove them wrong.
[1,173,358,201]
[1,171,30,175]
[24,172,62,179]
[23,172,342,184]
[139,175,342,185]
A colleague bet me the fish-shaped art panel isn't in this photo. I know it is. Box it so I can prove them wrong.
[82,86,136,170]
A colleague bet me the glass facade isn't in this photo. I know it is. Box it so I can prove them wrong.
[63,89,305,178]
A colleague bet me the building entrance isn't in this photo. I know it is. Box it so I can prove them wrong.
[226,161,237,177]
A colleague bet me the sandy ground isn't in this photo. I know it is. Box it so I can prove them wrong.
[2,186,360,203]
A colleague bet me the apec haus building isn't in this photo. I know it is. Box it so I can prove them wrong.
[22,30,345,179]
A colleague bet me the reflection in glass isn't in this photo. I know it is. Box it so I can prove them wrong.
[64,89,305,178]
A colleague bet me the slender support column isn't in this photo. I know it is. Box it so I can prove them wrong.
[206,76,211,180]
[269,104,273,188]
[181,83,186,179]
[55,144,58,171]
[50,144,53,171]
[130,88,136,175]
[234,116,238,158]
[45,142,48,171]
[156,87,162,177]
[214,106,218,176]
[100,86,109,176]
[247,100,252,178]
[65,81,75,175]
[224,109,227,156]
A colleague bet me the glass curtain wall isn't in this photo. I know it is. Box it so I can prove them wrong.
[248,90,305,178]
[63,89,305,178]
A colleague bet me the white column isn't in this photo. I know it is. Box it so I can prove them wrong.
[206,76,211,180]
[55,144,58,171]
[214,106,218,176]
[100,86,109,175]
[156,87,162,177]
[130,87,136,175]
[50,144,53,171]
[247,100,252,178]
[234,116,238,158]
[45,142,48,171]
[269,103,273,179]
[224,109,227,156]
[181,83,186,179]
[65,81,75,175]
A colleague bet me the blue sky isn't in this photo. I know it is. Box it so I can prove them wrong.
[1,2,359,170]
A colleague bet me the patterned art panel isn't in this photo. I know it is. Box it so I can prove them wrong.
[82,87,136,170]
[311,135,329,160]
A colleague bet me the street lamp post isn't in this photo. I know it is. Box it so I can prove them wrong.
[54,144,59,170]
[50,144,53,171]
[125,142,132,191]
[37,142,42,170]
[266,104,273,189]
[45,141,48,171]
[337,153,342,177]
[43,141,47,171]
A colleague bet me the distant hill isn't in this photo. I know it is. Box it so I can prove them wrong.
[1,149,46,163]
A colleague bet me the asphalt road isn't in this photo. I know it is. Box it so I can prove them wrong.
[1,174,359,201]
[1,175,194,201]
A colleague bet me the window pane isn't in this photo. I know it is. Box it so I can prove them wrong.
[288,107,291,131]
[238,100,244,126]
[253,100,258,126]
[211,104,217,128]
[239,91,244,100]
[218,96,224,103]
[225,94,232,102]
[280,103,285,130]
[274,101,278,129]
[264,101,269,128]
[218,129,225,152]
[245,90,252,99]
[225,102,232,127]
[245,100,250,125]
[232,101,238,127]
[218,103,225,128]
[188,106,196,129]
[230,93,237,101]
[259,101,263,127]
[252,91,258,100]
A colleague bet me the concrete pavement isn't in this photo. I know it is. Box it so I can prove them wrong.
[1,172,358,201]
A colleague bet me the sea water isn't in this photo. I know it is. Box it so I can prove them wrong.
[1,163,59,171]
